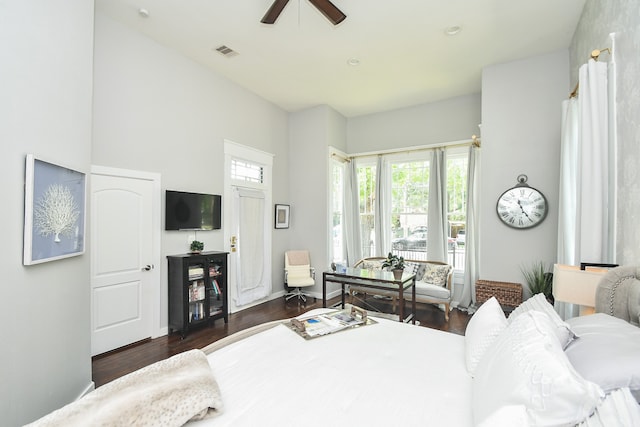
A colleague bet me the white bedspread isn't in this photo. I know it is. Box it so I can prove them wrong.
[193,310,472,427]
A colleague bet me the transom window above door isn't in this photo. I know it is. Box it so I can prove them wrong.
[231,159,264,184]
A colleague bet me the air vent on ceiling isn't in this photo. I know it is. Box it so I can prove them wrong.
[215,45,238,57]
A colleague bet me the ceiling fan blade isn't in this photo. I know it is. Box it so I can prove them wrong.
[261,0,291,24]
[308,0,346,25]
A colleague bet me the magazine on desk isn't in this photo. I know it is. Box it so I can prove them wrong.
[287,306,377,340]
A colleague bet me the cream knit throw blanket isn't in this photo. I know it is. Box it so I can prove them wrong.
[27,349,223,427]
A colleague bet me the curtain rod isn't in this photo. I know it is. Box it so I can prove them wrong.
[569,48,611,99]
[331,135,481,163]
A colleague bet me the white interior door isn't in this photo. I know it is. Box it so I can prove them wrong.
[90,167,160,356]
[231,187,269,307]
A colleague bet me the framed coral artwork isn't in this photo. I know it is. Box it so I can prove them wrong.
[23,154,86,265]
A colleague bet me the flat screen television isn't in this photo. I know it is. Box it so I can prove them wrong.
[165,190,221,230]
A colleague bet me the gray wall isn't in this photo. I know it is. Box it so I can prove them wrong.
[346,50,568,290]
[0,1,94,425]
[570,0,640,264]
[92,14,290,328]
[288,106,347,295]
[479,50,569,288]
[347,93,481,153]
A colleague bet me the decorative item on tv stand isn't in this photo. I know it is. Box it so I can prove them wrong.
[382,252,405,280]
[190,240,204,254]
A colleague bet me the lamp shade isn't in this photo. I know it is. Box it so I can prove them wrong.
[552,264,607,307]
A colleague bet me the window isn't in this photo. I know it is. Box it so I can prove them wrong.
[354,147,468,269]
[447,151,468,238]
[231,159,264,184]
[357,162,376,257]
[446,150,468,269]
[390,159,430,239]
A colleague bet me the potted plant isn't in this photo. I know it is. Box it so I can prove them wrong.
[382,252,405,280]
[520,261,554,303]
[190,240,204,254]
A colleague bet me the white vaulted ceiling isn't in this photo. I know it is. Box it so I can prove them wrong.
[95,0,586,117]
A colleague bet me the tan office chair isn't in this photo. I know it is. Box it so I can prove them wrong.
[284,250,316,303]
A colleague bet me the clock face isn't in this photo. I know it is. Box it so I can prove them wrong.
[496,186,548,229]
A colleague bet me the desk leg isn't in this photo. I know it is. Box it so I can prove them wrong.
[341,283,345,308]
[398,285,404,322]
[322,273,327,308]
[412,279,416,324]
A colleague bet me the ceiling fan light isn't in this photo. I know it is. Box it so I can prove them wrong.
[138,8,150,18]
[444,26,462,36]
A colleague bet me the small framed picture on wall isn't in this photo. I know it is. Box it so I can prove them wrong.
[274,204,290,229]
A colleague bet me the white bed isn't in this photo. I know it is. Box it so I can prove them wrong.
[29,266,640,427]
[194,309,472,427]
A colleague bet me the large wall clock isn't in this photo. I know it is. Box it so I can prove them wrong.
[496,174,548,229]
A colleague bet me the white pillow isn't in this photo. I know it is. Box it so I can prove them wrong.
[566,313,640,398]
[476,405,530,427]
[473,310,603,426]
[465,296,507,376]
[508,292,577,348]
[404,261,426,281]
[421,263,450,286]
[577,387,640,427]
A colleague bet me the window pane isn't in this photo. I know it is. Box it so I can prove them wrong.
[389,160,430,260]
[391,160,430,237]
[231,159,263,183]
[447,151,468,270]
[357,164,376,257]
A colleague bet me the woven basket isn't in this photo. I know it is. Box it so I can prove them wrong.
[475,279,523,307]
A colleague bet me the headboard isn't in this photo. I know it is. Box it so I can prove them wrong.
[595,265,640,327]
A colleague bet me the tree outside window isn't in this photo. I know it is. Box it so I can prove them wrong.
[357,164,376,257]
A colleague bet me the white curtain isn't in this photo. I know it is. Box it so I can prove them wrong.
[344,160,362,265]
[374,156,391,256]
[234,188,269,306]
[557,97,579,266]
[427,148,447,262]
[578,60,611,262]
[455,144,480,310]
[556,59,613,319]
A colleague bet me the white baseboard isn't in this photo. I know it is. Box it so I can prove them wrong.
[229,288,343,313]
[154,326,168,338]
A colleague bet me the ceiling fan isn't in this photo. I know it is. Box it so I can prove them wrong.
[261,0,346,25]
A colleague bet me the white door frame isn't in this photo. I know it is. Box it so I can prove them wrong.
[90,165,163,339]
[223,139,274,313]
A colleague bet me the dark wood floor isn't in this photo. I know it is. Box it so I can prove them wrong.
[92,296,471,387]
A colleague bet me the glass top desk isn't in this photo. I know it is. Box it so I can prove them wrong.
[323,268,416,323]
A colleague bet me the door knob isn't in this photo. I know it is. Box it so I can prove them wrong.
[142,264,154,271]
